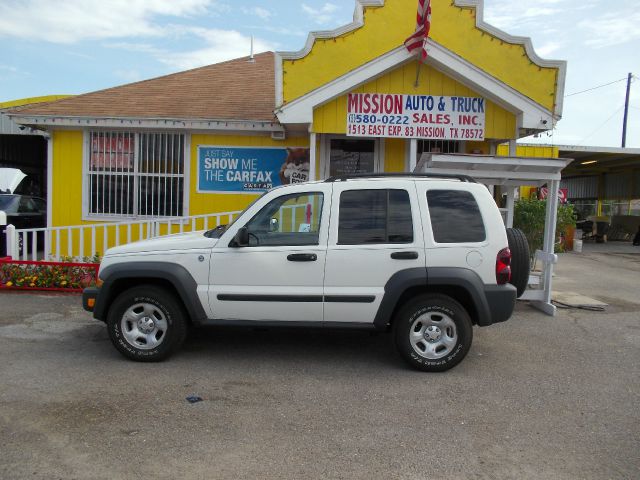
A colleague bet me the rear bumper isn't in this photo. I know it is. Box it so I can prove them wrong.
[82,287,100,313]
[482,284,516,325]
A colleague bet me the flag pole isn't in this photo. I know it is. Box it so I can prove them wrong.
[414,59,421,88]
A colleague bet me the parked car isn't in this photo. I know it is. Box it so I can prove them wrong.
[83,173,528,371]
[0,194,47,257]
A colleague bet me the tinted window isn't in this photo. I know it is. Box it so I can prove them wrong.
[33,198,46,212]
[18,196,39,214]
[427,190,486,243]
[0,195,19,213]
[388,190,413,243]
[338,189,413,244]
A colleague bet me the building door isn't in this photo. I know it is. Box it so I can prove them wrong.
[321,136,381,179]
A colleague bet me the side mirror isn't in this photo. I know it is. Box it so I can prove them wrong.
[233,227,249,247]
[269,217,279,232]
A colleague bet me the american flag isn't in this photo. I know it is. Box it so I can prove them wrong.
[404,0,432,61]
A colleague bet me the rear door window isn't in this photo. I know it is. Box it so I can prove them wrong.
[338,189,413,245]
[427,190,486,243]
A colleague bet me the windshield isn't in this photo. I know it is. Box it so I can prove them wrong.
[0,195,19,213]
[204,192,268,238]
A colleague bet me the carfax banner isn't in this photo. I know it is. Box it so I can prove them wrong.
[346,93,486,141]
[198,146,310,193]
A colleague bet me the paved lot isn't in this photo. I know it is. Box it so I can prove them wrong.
[0,249,638,480]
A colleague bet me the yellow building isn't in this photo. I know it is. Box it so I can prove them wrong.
[8,0,566,256]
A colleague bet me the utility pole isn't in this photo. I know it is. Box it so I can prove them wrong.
[621,72,632,148]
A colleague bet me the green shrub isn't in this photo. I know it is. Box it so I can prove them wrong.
[514,198,576,259]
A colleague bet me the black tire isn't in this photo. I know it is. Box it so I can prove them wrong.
[506,227,530,298]
[107,285,188,362]
[393,294,473,372]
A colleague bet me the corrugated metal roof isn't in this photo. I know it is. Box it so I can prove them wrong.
[0,111,46,135]
[561,175,598,199]
[557,145,640,175]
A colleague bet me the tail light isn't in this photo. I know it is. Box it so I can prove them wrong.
[495,247,511,285]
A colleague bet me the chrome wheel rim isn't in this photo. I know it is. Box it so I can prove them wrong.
[120,302,168,350]
[409,311,458,359]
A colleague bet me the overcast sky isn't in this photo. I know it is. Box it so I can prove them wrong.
[0,0,638,148]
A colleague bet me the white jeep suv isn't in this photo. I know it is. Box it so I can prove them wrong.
[83,174,517,372]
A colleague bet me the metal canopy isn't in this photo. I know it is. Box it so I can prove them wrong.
[415,153,574,317]
[556,144,640,175]
[415,153,573,187]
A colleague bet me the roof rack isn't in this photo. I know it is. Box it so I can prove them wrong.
[324,173,478,183]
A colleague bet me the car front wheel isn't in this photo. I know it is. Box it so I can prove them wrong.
[394,294,473,372]
[107,285,188,362]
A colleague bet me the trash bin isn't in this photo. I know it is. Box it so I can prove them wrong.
[595,221,609,243]
[573,238,583,253]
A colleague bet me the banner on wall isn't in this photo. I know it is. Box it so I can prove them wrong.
[90,135,134,169]
[539,187,569,204]
[198,146,310,193]
[346,93,485,141]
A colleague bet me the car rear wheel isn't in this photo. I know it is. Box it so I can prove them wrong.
[107,285,188,362]
[393,294,473,372]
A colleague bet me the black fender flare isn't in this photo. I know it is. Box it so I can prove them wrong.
[93,262,207,323]
[373,267,514,328]
[373,268,428,329]
[425,267,493,326]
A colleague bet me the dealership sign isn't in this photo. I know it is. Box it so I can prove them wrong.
[346,93,485,140]
[198,146,310,193]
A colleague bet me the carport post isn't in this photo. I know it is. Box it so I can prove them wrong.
[535,179,560,315]
[409,139,418,172]
[505,187,516,228]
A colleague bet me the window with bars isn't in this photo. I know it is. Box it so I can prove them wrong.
[417,140,460,155]
[88,131,185,218]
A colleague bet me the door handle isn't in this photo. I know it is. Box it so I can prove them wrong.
[390,251,419,260]
[287,253,317,262]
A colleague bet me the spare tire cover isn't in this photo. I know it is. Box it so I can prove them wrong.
[506,228,530,298]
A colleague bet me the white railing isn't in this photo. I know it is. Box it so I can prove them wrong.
[277,203,312,232]
[2,211,241,261]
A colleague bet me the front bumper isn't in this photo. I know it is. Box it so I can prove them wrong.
[82,287,100,313]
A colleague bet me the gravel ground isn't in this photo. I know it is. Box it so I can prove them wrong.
[0,250,638,480]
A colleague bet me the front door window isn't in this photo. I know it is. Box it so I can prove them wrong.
[244,192,324,247]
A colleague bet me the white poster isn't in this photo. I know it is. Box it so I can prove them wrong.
[346,93,486,141]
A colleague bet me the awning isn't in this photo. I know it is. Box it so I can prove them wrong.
[415,153,572,186]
